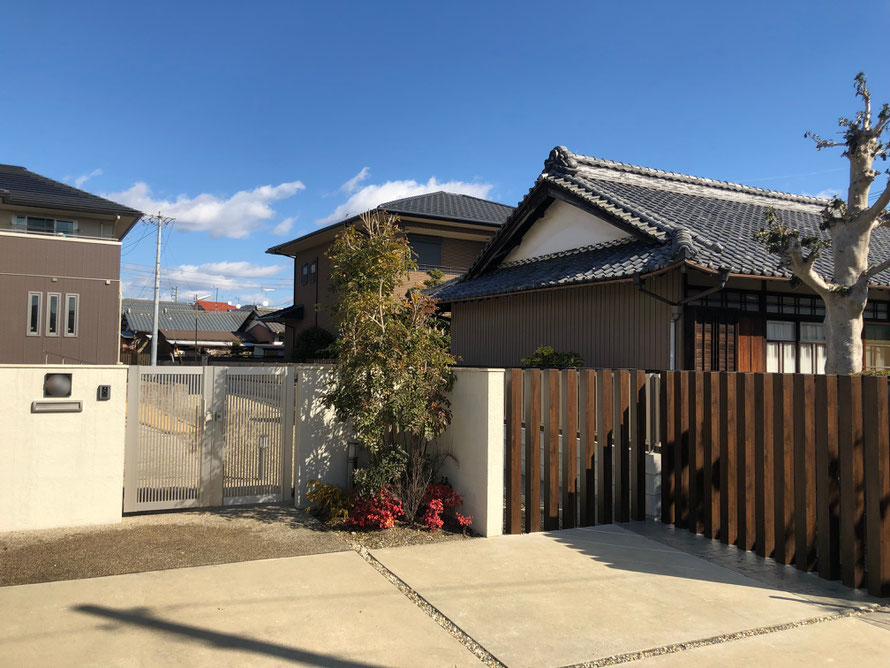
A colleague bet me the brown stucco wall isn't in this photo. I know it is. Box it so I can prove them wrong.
[0,233,121,364]
[449,270,683,369]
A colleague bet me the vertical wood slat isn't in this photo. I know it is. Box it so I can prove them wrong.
[525,369,542,534]
[544,369,560,531]
[631,370,647,521]
[598,370,614,524]
[661,371,675,525]
[580,369,597,526]
[754,373,774,558]
[562,369,579,529]
[506,369,523,534]
[616,370,630,523]
[720,372,738,545]
[676,372,689,528]
[814,374,840,579]
[839,374,865,588]
[774,374,795,565]
[738,374,756,551]
[687,372,702,533]
[793,374,817,571]
[706,372,721,539]
[864,376,890,597]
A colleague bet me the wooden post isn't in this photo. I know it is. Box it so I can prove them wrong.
[562,369,579,529]
[814,374,840,579]
[616,370,631,523]
[598,370,614,524]
[838,374,865,588]
[580,369,597,526]
[864,376,890,596]
[662,371,675,525]
[721,372,738,545]
[525,369,542,533]
[544,369,560,530]
[793,374,817,571]
[632,370,647,521]
[506,369,523,534]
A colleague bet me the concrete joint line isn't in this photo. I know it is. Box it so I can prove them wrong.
[558,603,890,668]
[355,546,507,668]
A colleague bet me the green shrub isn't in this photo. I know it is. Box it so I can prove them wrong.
[858,368,890,376]
[293,326,336,362]
[305,480,353,521]
[521,345,584,369]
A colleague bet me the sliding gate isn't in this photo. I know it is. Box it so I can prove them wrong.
[123,365,295,512]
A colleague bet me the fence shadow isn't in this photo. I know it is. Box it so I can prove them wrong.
[74,604,378,667]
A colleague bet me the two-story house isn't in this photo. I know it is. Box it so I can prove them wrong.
[0,164,143,364]
[265,191,514,360]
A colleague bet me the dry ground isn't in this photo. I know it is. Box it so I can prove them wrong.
[0,503,474,587]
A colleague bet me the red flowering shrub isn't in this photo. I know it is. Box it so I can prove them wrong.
[420,482,472,532]
[346,487,403,529]
[421,498,444,531]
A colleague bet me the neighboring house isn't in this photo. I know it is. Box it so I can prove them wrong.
[120,300,285,361]
[0,164,143,364]
[434,146,890,372]
[196,299,238,312]
[266,191,514,360]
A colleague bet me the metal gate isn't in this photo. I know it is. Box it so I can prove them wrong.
[123,365,295,512]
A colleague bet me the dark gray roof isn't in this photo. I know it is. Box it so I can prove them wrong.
[378,191,514,226]
[0,164,143,218]
[122,308,250,333]
[122,298,193,312]
[437,147,890,302]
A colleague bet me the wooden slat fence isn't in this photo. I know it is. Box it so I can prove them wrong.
[505,368,655,533]
[661,371,890,597]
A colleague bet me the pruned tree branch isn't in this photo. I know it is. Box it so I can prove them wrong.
[865,255,890,279]
[804,130,843,150]
[866,178,890,228]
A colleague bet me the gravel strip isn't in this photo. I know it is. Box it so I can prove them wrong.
[355,545,505,667]
[559,603,890,667]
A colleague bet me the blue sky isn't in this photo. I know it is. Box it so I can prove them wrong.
[1,1,887,307]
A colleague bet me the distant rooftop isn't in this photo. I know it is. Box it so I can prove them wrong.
[377,191,514,226]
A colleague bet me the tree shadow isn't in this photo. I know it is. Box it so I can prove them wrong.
[74,604,381,667]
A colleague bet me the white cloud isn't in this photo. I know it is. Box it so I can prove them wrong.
[272,216,296,236]
[807,188,842,200]
[73,168,103,188]
[340,167,370,194]
[121,261,291,303]
[318,177,494,225]
[105,180,305,239]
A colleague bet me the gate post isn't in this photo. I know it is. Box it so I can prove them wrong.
[200,366,226,507]
[123,365,142,513]
[281,365,296,503]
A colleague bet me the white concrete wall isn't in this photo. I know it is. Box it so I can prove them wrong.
[433,368,505,537]
[293,365,353,507]
[0,365,127,532]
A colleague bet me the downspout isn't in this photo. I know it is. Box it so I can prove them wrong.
[633,267,730,371]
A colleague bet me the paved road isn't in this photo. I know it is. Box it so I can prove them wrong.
[2,523,887,666]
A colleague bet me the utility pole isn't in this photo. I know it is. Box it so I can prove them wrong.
[171,286,178,302]
[145,211,174,366]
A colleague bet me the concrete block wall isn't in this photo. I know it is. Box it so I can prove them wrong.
[0,365,127,532]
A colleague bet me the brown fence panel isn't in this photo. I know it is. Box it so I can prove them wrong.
[544,369,560,531]
[598,370,614,525]
[754,373,775,558]
[580,369,596,526]
[793,374,817,571]
[814,374,840,579]
[506,369,522,534]
[676,372,689,529]
[839,374,865,588]
[616,370,631,523]
[738,374,756,551]
[524,369,542,534]
[562,369,579,529]
[662,371,675,525]
[690,371,704,534]
[632,370,647,521]
[720,373,738,545]
[706,372,721,539]
[864,375,890,597]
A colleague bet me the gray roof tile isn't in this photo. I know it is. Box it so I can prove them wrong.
[378,191,513,226]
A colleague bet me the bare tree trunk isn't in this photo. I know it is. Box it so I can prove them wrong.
[824,291,866,375]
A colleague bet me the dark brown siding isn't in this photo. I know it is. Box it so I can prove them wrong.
[0,234,121,364]
[450,270,682,369]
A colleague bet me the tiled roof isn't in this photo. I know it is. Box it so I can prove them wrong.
[196,300,237,312]
[123,308,251,333]
[378,191,514,226]
[0,164,142,218]
[437,147,890,302]
[259,304,305,322]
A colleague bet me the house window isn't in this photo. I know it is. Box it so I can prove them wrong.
[13,216,78,235]
[864,324,890,370]
[301,263,309,286]
[27,292,42,336]
[766,320,826,374]
[407,234,442,268]
[310,260,317,284]
[46,293,60,336]
[64,294,79,337]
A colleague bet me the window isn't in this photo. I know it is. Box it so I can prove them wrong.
[864,324,890,371]
[310,260,317,284]
[46,293,60,336]
[27,292,41,336]
[766,320,826,374]
[13,216,78,235]
[407,234,442,268]
[64,294,79,337]
[301,263,309,286]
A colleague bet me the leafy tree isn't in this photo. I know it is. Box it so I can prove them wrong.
[521,345,584,369]
[423,268,445,289]
[292,326,336,361]
[324,211,455,517]
[755,73,890,374]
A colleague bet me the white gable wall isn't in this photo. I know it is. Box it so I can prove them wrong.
[503,199,632,264]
